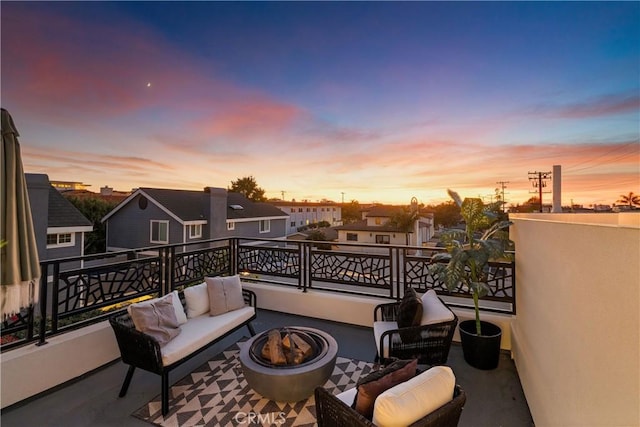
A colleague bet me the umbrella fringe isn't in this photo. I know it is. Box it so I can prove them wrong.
[1,279,39,319]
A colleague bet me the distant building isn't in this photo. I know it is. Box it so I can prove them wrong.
[270,201,343,236]
[49,180,91,192]
[334,205,434,248]
[25,174,93,263]
[102,187,288,251]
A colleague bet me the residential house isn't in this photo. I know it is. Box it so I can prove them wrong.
[270,200,343,236]
[102,187,288,251]
[25,174,93,263]
[335,205,434,247]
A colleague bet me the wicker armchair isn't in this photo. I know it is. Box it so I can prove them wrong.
[314,384,466,427]
[374,297,458,365]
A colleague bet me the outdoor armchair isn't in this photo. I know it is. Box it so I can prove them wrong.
[373,290,458,365]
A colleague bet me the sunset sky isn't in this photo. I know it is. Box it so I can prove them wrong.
[2,2,638,207]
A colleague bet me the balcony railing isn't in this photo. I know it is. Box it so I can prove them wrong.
[1,237,515,351]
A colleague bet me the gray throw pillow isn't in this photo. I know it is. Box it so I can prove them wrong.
[129,294,181,346]
[205,275,245,316]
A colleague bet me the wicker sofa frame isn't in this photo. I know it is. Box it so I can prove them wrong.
[109,289,257,416]
[374,298,458,365]
[314,384,466,427]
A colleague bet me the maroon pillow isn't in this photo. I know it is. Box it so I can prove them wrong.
[353,359,418,419]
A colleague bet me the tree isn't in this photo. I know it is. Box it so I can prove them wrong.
[306,229,331,250]
[425,201,461,228]
[387,206,420,245]
[229,176,266,202]
[341,200,362,224]
[66,196,119,254]
[616,192,640,209]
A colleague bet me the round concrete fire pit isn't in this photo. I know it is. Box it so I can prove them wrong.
[239,327,338,402]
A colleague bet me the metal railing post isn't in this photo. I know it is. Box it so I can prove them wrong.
[36,263,49,346]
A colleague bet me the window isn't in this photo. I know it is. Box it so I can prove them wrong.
[298,208,303,212]
[291,208,295,213]
[313,208,317,212]
[227,222,235,231]
[188,224,202,238]
[375,218,382,225]
[307,208,310,212]
[259,219,271,233]
[150,220,169,244]
[346,233,358,241]
[46,233,74,248]
[290,221,296,227]
[376,235,390,244]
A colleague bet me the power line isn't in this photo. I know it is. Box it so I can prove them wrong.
[496,181,509,211]
[528,171,552,212]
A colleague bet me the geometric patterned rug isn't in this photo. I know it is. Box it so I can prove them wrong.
[132,339,375,427]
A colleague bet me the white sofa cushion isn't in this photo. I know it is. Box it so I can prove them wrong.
[373,321,399,359]
[161,306,255,366]
[420,290,455,326]
[127,290,187,325]
[184,282,209,318]
[372,366,456,427]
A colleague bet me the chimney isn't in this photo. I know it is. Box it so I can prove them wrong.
[552,165,562,213]
[205,187,228,238]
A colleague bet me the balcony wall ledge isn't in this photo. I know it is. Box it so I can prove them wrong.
[241,282,513,350]
[1,321,120,409]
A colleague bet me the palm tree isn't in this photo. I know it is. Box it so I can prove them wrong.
[616,192,640,209]
[387,206,420,245]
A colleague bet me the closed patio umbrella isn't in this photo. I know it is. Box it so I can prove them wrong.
[1,108,40,318]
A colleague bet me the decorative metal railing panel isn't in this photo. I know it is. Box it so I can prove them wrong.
[1,238,515,352]
[310,250,392,288]
[404,254,514,301]
[56,258,161,316]
[237,245,300,278]
[173,247,230,286]
[1,308,34,348]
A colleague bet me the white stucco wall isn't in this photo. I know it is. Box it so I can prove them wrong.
[510,213,640,427]
[0,322,120,408]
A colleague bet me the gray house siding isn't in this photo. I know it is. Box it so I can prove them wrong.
[26,174,49,260]
[106,194,183,250]
[103,188,288,252]
[25,174,91,265]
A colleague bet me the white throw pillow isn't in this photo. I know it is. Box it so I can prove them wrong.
[372,366,456,427]
[420,290,455,325]
[127,290,187,325]
[184,282,210,318]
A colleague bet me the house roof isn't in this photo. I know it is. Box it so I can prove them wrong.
[102,187,288,223]
[48,187,93,228]
[26,174,92,228]
[227,193,288,220]
[365,205,403,218]
[140,188,207,221]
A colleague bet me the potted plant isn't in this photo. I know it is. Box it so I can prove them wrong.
[429,190,513,370]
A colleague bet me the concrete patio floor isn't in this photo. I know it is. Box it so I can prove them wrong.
[1,308,533,426]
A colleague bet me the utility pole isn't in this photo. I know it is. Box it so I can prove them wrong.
[528,171,552,212]
[496,181,509,212]
[280,190,286,201]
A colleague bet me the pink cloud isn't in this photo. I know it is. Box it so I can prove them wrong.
[527,92,639,119]
[193,98,305,139]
